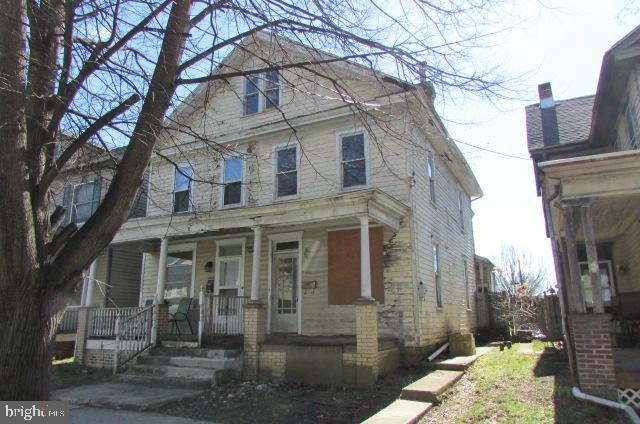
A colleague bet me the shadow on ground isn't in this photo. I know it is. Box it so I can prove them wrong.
[533,348,626,424]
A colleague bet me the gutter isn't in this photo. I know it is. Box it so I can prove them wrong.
[572,387,640,424]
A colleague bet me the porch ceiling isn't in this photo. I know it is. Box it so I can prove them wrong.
[112,188,409,246]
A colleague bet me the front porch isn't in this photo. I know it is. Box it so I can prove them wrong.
[540,150,640,405]
[73,189,410,385]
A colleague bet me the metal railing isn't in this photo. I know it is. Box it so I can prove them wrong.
[89,307,142,338]
[200,291,249,340]
[114,305,155,373]
[57,309,79,333]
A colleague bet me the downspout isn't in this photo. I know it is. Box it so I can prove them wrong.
[572,387,640,424]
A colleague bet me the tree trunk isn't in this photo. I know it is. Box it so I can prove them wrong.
[0,276,61,400]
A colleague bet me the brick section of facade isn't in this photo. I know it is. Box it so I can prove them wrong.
[73,307,92,365]
[85,348,115,368]
[259,349,286,379]
[244,302,266,380]
[354,298,379,385]
[569,313,617,400]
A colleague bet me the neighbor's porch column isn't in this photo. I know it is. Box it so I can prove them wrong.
[359,215,372,299]
[250,225,263,302]
[155,237,169,304]
[83,261,97,307]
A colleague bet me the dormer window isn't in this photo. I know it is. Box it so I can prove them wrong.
[243,71,280,115]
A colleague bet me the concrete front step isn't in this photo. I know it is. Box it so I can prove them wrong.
[150,346,241,359]
[161,340,199,348]
[116,373,215,389]
[433,346,494,371]
[363,399,433,424]
[401,370,464,402]
[137,355,240,370]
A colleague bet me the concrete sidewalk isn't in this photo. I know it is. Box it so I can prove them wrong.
[69,406,213,424]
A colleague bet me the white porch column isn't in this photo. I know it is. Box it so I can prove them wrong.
[83,261,97,306]
[155,237,169,304]
[359,215,372,299]
[250,226,262,302]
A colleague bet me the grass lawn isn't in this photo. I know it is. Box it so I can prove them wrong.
[421,344,627,424]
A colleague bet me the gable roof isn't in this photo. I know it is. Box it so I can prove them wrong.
[525,95,595,152]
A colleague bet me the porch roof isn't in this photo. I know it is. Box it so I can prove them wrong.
[112,188,409,245]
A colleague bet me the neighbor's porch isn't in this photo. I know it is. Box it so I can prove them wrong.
[541,150,640,405]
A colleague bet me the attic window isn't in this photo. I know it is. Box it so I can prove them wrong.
[243,71,280,115]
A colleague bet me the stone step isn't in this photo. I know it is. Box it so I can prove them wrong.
[433,346,494,371]
[363,399,433,424]
[401,370,464,402]
[150,346,241,359]
[161,340,199,348]
[137,355,241,370]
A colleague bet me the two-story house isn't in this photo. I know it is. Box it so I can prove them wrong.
[525,25,640,405]
[67,31,482,386]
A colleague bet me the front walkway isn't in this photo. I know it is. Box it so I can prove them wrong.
[69,406,212,424]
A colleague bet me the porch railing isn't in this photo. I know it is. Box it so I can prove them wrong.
[200,291,249,339]
[57,309,79,333]
[113,305,154,373]
[89,307,142,338]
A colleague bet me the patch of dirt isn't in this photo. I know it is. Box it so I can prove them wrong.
[159,368,425,423]
[50,363,114,390]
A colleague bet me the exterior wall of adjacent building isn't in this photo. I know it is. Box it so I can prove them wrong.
[614,65,640,152]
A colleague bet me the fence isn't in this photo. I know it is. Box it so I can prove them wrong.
[89,307,142,338]
[113,305,154,373]
[200,293,249,338]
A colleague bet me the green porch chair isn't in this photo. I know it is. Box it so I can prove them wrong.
[168,298,193,335]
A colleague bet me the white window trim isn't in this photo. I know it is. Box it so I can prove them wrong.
[71,181,95,225]
[266,231,303,335]
[272,141,301,201]
[242,72,282,116]
[427,153,436,204]
[214,237,246,296]
[219,156,245,209]
[166,242,197,299]
[433,243,443,309]
[172,164,194,214]
[336,128,369,192]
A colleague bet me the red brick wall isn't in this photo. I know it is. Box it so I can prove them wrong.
[569,313,616,400]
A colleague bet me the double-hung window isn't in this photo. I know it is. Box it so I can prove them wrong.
[624,102,639,149]
[165,250,193,300]
[434,244,442,308]
[72,182,95,224]
[275,145,298,198]
[427,154,436,203]
[223,157,243,207]
[244,71,280,115]
[340,132,367,189]
[173,166,192,213]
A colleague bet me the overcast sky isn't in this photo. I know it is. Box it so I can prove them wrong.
[439,0,638,286]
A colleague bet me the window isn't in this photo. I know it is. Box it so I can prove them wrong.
[275,145,298,198]
[463,257,470,309]
[427,154,436,203]
[340,132,367,189]
[624,102,639,149]
[458,189,465,231]
[72,182,95,223]
[173,166,192,213]
[433,243,442,308]
[579,261,614,306]
[215,241,244,297]
[165,251,193,300]
[243,72,280,115]
[223,157,243,206]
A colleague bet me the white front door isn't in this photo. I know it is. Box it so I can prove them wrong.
[271,251,298,333]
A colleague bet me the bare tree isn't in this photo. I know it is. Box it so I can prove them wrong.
[0,0,511,399]
[490,245,549,337]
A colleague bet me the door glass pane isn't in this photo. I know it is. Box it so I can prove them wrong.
[220,259,240,287]
[276,256,297,314]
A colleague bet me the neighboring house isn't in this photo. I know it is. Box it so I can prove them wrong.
[66,32,482,385]
[474,255,496,330]
[525,25,640,405]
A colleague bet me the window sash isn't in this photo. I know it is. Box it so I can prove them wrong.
[173,167,192,213]
[223,158,243,206]
[276,146,298,197]
[428,156,436,203]
[72,183,94,223]
[165,251,193,299]
[433,244,442,308]
[340,133,366,188]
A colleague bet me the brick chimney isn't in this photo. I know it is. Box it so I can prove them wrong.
[538,82,559,146]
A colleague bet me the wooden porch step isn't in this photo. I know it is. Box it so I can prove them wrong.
[363,399,433,424]
[401,370,464,402]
